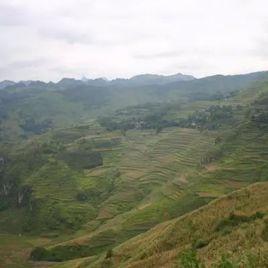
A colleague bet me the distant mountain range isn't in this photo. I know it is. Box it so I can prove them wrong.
[109,73,195,86]
[0,70,267,142]
[0,80,16,89]
[0,73,195,90]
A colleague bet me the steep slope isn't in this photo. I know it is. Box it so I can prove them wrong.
[0,72,267,268]
[94,182,268,267]
[12,81,265,266]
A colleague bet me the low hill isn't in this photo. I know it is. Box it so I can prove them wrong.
[95,182,268,267]
[0,71,267,141]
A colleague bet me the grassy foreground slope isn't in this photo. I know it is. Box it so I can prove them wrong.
[1,183,267,268]
[93,182,268,268]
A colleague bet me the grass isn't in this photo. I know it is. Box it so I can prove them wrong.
[0,80,267,267]
[0,234,33,268]
[93,182,268,268]
[17,126,217,263]
[29,118,268,263]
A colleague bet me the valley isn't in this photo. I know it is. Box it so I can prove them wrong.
[0,72,267,267]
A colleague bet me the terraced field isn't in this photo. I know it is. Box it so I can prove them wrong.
[100,182,268,268]
[1,79,267,267]
[5,109,267,267]
[17,127,219,264]
[90,127,216,219]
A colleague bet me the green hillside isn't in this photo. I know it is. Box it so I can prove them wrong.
[0,72,267,267]
[95,182,268,268]
[1,71,267,142]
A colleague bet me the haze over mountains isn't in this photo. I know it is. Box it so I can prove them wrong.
[0,73,195,90]
[0,70,267,267]
[0,70,267,141]
[2,71,268,92]
[1,0,268,266]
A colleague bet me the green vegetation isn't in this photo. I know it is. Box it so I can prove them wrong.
[0,72,267,267]
[180,250,204,268]
[95,182,268,268]
[215,211,264,232]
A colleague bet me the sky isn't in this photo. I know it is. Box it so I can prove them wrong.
[0,0,268,82]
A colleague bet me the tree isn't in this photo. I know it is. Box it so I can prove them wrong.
[155,125,163,134]
[105,249,113,259]
[30,247,48,260]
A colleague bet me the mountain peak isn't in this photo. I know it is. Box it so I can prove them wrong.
[0,80,16,89]
[127,72,195,85]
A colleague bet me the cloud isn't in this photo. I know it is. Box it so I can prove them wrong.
[0,3,30,26]
[0,0,268,81]
[135,51,183,60]
[38,26,94,45]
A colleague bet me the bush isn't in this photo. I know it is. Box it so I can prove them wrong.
[215,211,265,232]
[105,249,113,259]
[261,220,268,241]
[30,245,85,262]
[76,191,88,202]
[180,250,204,268]
[218,256,238,268]
[58,150,103,170]
[192,239,209,249]
[0,198,9,211]
[179,105,234,130]
[30,247,49,260]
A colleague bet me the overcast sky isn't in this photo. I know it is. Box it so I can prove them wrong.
[0,0,267,81]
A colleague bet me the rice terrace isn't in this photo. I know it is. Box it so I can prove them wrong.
[0,1,268,267]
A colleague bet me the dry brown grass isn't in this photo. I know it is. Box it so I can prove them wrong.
[95,182,268,267]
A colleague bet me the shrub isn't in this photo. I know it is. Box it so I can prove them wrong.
[58,150,103,170]
[105,249,113,259]
[215,211,265,232]
[30,247,49,261]
[218,256,238,268]
[0,198,9,211]
[30,245,84,262]
[76,191,88,202]
[180,250,204,268]
[261,220,268,241]
[192,239,209,249]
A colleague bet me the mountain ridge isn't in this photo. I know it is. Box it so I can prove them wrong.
[0,72,195,89]
[0,70,267,268]
[1,71,268,92]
